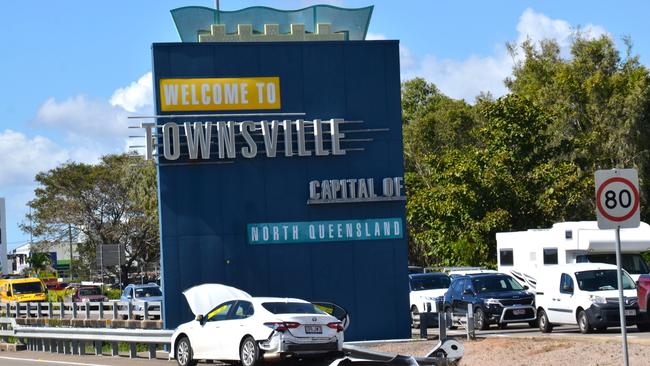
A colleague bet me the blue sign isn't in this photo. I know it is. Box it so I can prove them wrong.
[155,40,409,341]
[248,218,403,244]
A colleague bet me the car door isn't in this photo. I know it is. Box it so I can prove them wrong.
[547,273,575,324]
[192,300,236,360]
[218,300,256,360]
[452,279,469,316]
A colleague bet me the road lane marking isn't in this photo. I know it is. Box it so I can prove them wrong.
[0,356,113,366]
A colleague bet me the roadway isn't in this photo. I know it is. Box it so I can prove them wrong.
[5,325,650,366]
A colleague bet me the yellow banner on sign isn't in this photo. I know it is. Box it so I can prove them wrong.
[159,77,281,112]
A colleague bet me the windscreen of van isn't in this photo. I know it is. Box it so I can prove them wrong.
[576,254,649,274]
[575,270,636,291]
[12,282,44,295]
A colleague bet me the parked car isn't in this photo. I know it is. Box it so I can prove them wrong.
[120,283,163,319]
[409,272,451,328]
[121,283,163,302]
[443,273,536,330]
[70,285,108,303]
[170,283,346,366]
[536,263,643,334]
[0,277,47,303]
[638,274,650,331]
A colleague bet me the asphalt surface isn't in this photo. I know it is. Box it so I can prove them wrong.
[4,324,650,365]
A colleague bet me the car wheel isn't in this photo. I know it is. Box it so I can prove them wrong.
[595,326,607,332]
[240,336,259,366]
[578,310,592,334]
[175,337,197,366]
[474,308,489,330]
[445,307,457,330]
[411,306,420,329]
[528,320,538,328]
[538,309,553,333]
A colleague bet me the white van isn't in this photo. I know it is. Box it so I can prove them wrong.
[535,263,646,333]
[497,221,650,290]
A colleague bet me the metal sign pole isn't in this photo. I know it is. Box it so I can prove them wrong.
[615,226,629,366]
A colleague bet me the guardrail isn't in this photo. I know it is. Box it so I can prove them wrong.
[0,301,161,321]
[0,317,172,359]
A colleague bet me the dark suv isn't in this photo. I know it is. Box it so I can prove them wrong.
[443,273,536,330]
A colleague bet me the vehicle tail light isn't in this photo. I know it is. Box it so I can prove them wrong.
[327,322,344,332]
[264,322,301,332]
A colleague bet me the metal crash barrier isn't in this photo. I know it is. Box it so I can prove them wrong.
[0,317,172,359]
[1,301,161,321]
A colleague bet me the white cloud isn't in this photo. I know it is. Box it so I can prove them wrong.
[400,8,610,102]
[0,130,69,187]
[110,72,153,113]
[517,8,609,58]
[32,72,154,159]
[35,95,129,140]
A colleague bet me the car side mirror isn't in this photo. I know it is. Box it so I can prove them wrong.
[195,314,205,325]
[462,289,473,295]
[523,285,529,290]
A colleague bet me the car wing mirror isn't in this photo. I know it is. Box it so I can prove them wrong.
[523,285,529,290]
[312,301,350,331]
[195,314,205,325]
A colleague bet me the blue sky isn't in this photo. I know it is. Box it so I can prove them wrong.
[2,0,650,251]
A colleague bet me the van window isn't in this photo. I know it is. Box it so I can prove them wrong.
[560,273,574,294]
[544,248,558,265]
[500,249,514,266]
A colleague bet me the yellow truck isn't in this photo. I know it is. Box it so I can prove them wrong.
[0,277,47,303]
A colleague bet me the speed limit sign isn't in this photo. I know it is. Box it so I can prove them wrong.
[595,169,640,229]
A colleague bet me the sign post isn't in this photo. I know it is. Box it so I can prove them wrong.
[595,168,640,366]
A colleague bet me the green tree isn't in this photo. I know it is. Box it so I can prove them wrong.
[22,154,159,284]
[27,252,53,272]
[506,36,650,219]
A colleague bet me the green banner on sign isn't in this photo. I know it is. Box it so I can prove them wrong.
[248,218,403,244]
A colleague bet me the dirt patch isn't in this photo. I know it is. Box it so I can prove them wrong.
[363,337,650,366]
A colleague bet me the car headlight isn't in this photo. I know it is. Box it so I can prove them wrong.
[484,298,501,306]
[589,295,607,304]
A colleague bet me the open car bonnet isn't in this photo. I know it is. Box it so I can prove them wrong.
[182,283,252,316]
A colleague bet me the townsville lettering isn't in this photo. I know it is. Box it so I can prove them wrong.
[141,119,346,161]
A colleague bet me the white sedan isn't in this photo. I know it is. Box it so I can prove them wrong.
[170,284,346,366]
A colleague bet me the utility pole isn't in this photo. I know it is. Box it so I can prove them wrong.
[68,224,73,281]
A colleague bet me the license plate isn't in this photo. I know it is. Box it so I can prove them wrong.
[304,325,322,334]
[513,309,526,315]
[625,309,636,316]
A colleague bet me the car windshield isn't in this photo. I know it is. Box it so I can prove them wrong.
[262,302,326,314]
[471,276,523,293]
[579,254,650,275]
[575,269,636,291]
[13,282,43,295]
[410,275,451,290]
[79,287,102,296]
[134,287,162,298]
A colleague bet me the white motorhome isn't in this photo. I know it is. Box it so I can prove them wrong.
[497,221,650,289]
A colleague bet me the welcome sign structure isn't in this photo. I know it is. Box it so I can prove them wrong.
[151,6,409,340]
